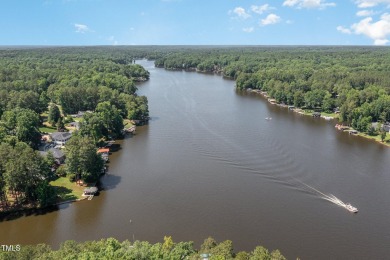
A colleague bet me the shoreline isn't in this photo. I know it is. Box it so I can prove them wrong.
[245,88,390,148]
[0,197,88,220]
[154,64,390,148]
[2,94,144,217]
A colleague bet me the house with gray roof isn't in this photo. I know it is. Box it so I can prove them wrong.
[40,148,66,164]
[51,132,72,145]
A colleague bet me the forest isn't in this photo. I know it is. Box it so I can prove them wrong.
[0,47,150,212]
[154,46,390,137]
[0,236,285,260]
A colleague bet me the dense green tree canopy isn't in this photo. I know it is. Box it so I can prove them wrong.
[0,237,285,260]
[0,142,54,207]
[65,135,104,183]
[48,103,61,125]
[1,108,41,149]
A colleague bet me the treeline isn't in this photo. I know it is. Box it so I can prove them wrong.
[0,236,286,260]
[0,47,151,211]
[0,47,149,116]
[154,46,390,135]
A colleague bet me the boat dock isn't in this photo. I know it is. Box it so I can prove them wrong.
[83,186,98,201]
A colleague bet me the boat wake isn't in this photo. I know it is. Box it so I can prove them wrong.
[294,178,358,213]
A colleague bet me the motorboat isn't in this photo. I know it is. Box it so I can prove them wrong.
[345,203,358,213]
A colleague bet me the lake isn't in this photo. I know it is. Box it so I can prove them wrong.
[1,60,390,259]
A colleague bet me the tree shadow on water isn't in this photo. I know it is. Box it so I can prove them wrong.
[99,174,121,191]
[0,204,62,222]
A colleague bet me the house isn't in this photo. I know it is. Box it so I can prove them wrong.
[371,122,379,130]
[97,148,110,162]
[40,148,66,164]
[382,123,390,133]
[83,187,98,196]
[51,132,72,145]
[98,148,110,154]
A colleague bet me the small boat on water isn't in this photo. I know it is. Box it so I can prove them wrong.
[345,203,358,213]
[265,117,272,120]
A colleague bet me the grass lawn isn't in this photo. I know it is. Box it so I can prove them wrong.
[39,126,56,133]
[320,111,339,118]
[301,109,339,118]
[50,177,85,202]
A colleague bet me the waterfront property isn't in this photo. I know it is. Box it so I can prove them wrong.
[312,112,321,117]
[98,148,110,162]
[83,187,98,196]
[51,132,72,146]
[83,187,98,200]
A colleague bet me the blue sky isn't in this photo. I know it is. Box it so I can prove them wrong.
[1,0,390,45]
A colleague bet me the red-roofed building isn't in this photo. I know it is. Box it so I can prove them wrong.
[97,148,110,154]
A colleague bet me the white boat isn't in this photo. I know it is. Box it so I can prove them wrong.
[345,203,358,213]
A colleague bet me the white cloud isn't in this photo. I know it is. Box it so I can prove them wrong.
[337,25,352,34]
[231,7,251,19]
[260,14,281,26]
[74,23,91,33]
[355,0,390,8]
[356,10,375,16]
[243,27,254,33]
[374,38,390,44]
[251,4,273,14]
[283,0,299,6]
[352,13,390,43]
[338,13,390,45]
[283,0,336,9]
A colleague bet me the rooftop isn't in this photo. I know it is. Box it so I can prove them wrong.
[98,148,110,153]
[51,132,72,141]
[39,148,65,159]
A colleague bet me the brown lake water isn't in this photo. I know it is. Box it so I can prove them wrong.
[1,60,390,259]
